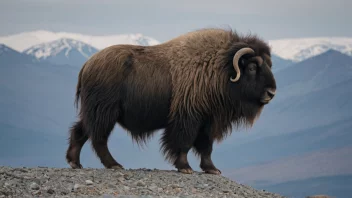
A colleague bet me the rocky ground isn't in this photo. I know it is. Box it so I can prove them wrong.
[0,166,285,198]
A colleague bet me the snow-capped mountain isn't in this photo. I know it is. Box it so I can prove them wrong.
[23,38,98,66]
[268,37,352,62]
[0,30,160,52]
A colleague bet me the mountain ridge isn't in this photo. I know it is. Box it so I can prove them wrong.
[273,49,352,100]
[23,37,98,59]
[0,30,160,52]
[1,30,352,63]
[268,36,352,62]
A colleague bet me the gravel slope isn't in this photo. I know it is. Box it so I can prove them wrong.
[0,166,285,198]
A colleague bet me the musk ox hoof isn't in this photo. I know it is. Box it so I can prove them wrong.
[204,169,222,175]
[178,168,193,174]
[69,161,83,169]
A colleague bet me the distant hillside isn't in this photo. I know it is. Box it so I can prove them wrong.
[262,174,352,198]
[274,49,352,100]
[0,44,38,65]
[271,54,294,72]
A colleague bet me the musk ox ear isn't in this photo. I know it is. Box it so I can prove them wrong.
[263,54,272,68]
[230,47,255,82]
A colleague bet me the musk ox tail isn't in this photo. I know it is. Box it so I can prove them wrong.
[74,67,84,109]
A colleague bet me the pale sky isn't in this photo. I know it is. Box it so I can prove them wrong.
[0,0,351,42]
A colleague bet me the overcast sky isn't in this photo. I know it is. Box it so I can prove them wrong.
[0,0,351,42]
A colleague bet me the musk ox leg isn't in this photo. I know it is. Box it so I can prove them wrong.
[174,151,193,174]
[160,117,200,174]
[88,117,124,169]
[82,99,123,169]
[193,124,221,175]
[66,120,88,169]
[91,138,123,169]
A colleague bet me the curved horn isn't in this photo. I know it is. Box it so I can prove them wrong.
[230,47,255,82]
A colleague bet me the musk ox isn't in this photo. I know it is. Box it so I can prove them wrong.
[65,28,277,175]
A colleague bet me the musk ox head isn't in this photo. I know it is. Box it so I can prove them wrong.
[229,47,277,107]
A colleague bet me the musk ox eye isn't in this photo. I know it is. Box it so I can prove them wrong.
[248,63,257,72]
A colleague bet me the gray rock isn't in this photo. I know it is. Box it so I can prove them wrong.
[85,179,94,185]
[157,187,163,192]
[47,188,55,194]
[136,180,146,187]
[73,183,82,191]
[117,177,125,183]
[29,182,40,190]
[32,190,41,195]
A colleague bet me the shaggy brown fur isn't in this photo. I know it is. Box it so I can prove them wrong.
[66,28,277,174]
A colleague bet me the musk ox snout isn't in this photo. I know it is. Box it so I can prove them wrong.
[260,88,276,104]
